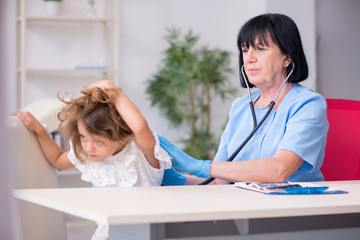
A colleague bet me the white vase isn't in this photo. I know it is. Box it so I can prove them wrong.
[45,1,60,17]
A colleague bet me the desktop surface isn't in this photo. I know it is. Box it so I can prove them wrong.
[13,181,360,226]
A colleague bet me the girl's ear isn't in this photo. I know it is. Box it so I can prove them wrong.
[120,137,129,144]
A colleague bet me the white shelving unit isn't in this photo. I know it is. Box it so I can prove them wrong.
[15,0,119,108]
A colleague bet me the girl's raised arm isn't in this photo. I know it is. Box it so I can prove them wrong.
[88,80,159,169]
[11,111,74,170]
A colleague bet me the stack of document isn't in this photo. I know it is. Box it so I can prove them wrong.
[235,182,348,195]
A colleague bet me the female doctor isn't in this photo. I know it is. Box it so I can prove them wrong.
[160,13,329,185]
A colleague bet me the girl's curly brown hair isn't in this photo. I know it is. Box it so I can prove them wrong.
[57,87,133,163]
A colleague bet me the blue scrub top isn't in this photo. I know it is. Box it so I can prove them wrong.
[214,83,329,182]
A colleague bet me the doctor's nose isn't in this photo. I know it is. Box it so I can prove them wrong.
[245,47,257,64]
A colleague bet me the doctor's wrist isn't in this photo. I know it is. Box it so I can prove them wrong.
[194,160,212,178]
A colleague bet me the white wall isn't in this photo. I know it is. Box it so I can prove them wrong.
[267,0,317,91]
[118,0,317,143]
[7,0,318,145]
[316,0,360,100]
[118,0,267,142]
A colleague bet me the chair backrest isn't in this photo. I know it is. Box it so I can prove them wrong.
[21,98,65,133]
[321,98,360,181]
[8,116,67,240]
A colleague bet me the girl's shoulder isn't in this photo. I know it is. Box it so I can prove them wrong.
[67,139,86,171]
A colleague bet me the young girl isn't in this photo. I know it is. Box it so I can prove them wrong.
[12,80,172,240]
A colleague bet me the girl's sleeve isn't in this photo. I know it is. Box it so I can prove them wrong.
[67,139,86,173]
[153,131,172,170]
[136,131,172,186]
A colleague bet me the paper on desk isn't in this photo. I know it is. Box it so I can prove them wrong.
[234,182,348,195]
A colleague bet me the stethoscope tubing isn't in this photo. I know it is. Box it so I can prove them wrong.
[198,61,294,185]
[198,101,275,185]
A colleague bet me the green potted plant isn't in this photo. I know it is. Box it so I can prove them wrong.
[44,0,62,17]
[146,28,237,159]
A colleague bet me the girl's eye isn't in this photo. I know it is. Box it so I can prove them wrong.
[80,135,87,141]
[96,140,103,145]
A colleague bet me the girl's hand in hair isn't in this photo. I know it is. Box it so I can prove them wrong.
[88,80,117,91]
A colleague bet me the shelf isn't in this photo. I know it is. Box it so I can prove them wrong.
[17,16,116,23]
[18,68,114,74]
[15,0,119,108]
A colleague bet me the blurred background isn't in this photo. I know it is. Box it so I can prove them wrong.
[1,0,359,239]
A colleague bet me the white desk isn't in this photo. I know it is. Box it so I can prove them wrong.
[13,181,360,239]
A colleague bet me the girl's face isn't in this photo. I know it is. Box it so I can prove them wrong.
[77,120,125,162]
[241,37,290,90]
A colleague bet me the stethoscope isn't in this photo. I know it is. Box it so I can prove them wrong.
[199,60,295,185]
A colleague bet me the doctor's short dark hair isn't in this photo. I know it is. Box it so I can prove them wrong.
[237,13,308,88]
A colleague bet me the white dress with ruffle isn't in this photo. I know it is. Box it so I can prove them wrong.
[68,132,172,240]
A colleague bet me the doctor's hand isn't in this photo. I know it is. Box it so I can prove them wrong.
[158,135,211,178]
[161,168,187,186]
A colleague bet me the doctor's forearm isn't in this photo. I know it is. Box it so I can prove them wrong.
[209,150,304,183]
[210,160,287,183]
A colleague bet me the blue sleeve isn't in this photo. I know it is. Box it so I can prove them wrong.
[213,96,251,163]
[277,94,329,173]
[213,130,229,162]
[213,105,233,162]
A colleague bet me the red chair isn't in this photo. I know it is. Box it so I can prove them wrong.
[321,99,360,180]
